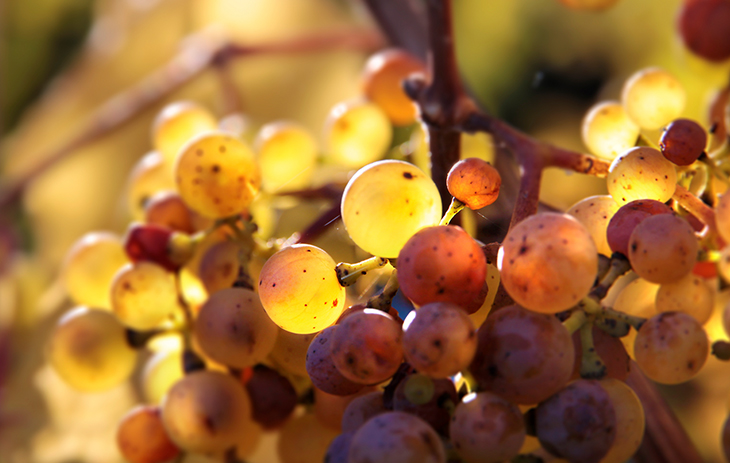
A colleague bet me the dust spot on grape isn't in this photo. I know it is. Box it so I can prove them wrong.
[212,164,220,173]
[403,172,414,179]
[196,149,204,156]
[219,145,226,153]
[272,283,276,287]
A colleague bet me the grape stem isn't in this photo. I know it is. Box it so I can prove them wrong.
[561,309,587,335]
[589,253,631,301]
[439,197,466,225]
[366,269,400,311]
[336,256,389,287]
[579,297,646,331]
[578,320,607,380]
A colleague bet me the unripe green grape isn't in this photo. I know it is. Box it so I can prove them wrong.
[600,378,645,463]
[324,100,393,168]
[567,195,620,257]
[607,147,677,206]
[581,101,640,161]
[126,151,176,220]
[341,160,442,258]
[110,262,181,331]
[153,101,218,165]
[655,273,714,324]
[621,67,686,130]
[255,121,317,193]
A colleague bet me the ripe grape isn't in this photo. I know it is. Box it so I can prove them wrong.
[498,212,598,314]
[330,309,403,385]
[362,48,426,126]
[607,147,677,206]
[341,390,387,433]
[324,100,393,168]
[715,191,730,244]
[659,118,707,166]
[392,374,458,436]
[258,244,346,334]
[144,191,195,233]
[634,312,709,384]
[126,151,176,220]
[193,287,279,368]
[446,157,502,210]
[123,223,185,272]
[110,262,181,330]
[142,349,184,404]
[613,276,658,318]
[314,386,377,431]
[402,302,477,377]
[709,87,730,152]
[600,378,645,463]
[174,131,261,219]
[678,0,730,62]
[270,328,316,377]
[160,370,252,453]
[567,195,621,257]
[627,213,698,284]
[469,305,575,404]
[152,101,218,165]
[244,364,297,430]
[606,199,673,256]
[341,160,442,258]
[324,431,354,463]
[571,326,630,381]
[306,325,366,396]
[254,121,318,193]
[581,101,640,160]
[723,413,730,463]
[277,413,339,463]
[198,240,244,294]
[398,226,487,313]
[450,392,525,463]
[348,411,446,463]
[621,67,686,130]
[655,273,714,324]
[116,405,180,463]
[48,307,137,392]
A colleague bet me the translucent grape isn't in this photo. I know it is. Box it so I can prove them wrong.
[126,151,175,220]
[606,199,673,256]
[402,302,477,378]
[254,121,318,193]
[341,390,387,433]
[306,325,366,396]
[142,349,184,404]
[174,131,261,218]
[655,273,714,324]
[194,287,279,368]
[324,100,393,168]
[614,276,658,318]
[277,413,339,463]
[621,67,686,130]
[498,213,598,314]
[571,326,630,381]
[258,244,346,334]
[715,191,730,244]
[469,305,575,404]
[270,328,316,377]
[607,147,677,206]
[678,0,730,62]
[110,262,181,331]
[659,118,707,166]
[197,240,244,294]
[709,88,730,152]
[116,405,180,463]
[144,191,195,233]
[557,0,620,10]
[600,378,645,463]
[245,364,297,430]
[341,160,442,258]
[47,307,137,392]
[62,232,128,310]
[152,101,217,165]
[567,195,621,257]
[392,374,457,436]
[634,312,709,384]
[450,392,525,463]
[581,101,640,161]
[446,158,502,210]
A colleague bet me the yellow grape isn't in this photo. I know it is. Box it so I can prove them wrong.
[614,276,658,358]
[258,244,346,334]
[254,121,318,193]
[153,101,218,165]
[716,192,730,245]
[655,273,714,324]
[142,349,184,404]
[627,214,697,284]
[175,131,261,219]
[566,195,620,257]
[621,67,686,130]
[126,151,176,221]
[47,307,137,392]
[558,0,621,10]
[341,160,442,258]
[110,262,181,331]
[62,232,128,310]
[198,240,243,294]
[116,405,180,463]
[607,147,677,205]
[277,412,339,463]
[581,101,640,161]
[600,378,645,463]
[324,100,393,168]
[269,328,317,377]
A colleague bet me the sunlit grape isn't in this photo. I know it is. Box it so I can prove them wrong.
[581,101,640,160]
[621,67,686,130]
[655,273,714,324]
[144,191,195,233]
[446,158,502,210]
[607,147,677,206]
[254,121,318,192]
[110,262,181,330]
[567,195,620,257]
[153,101,218,165]
[126,152,176,220]
[269,328,316,377]
[324,100,393,168]
[142,349,184,404]
[715,192,730,244]
[117,405,180,463]
[606,199,673,256]
[341,160,442,258]
[600,378,645,463]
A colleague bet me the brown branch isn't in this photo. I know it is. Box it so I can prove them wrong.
[292,201,342,245]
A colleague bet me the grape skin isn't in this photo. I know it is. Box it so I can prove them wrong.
[126,151,176,220]
[306,325,366,396]
[153,101,218,166]
[567,195,620,257]
[606,199,673,256]
[270,328,316,377]
[678,0,730,62]
[324,99,393,168]
[314,386,377,431]
[116,405,179,463]
[607,147,678,206]
[621,67,686,130]
[198,240,244,294]
[324,431,354,463]
[599,378,645,463]
[581,101,640,161]
[446,157,502,210]
[341,390,387,433]
[244,364,297,430]
[659,118,707,166]
[144,191,195,233]
[277,412,340,463]
[655,273,714,324]
[571,326,630,382]
[715,191,730,245]
[142,349,184,404]
[392,375,458,436]
[254,121,318,193]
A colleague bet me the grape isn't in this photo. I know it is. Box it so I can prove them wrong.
[277,413,340,463]
[607,147,677,205]
[402,302,477,378]
[723,413,730,463]
[606,199,673,256]
[174,131,261,219]
[498,212,598,314]
[306,325,366,396]
[450,392,525,463]
[348,411,446,463]
[254,121,318,193]
[324,431,354,463]
[655,273,714,324]
[160,370,252,453]
[535,380,616,463]
[47,307,137,392]
[709,87,730,152]
[720,246,730,282]
[678,0,730,62]
[142,349,184,404]
[198,240,244,294]
[634,312,709,384]
[581,101,640,161]
[600,378,645,463]
[613,276,658,318]
[557,0,620,10]
[270,328,316,377]
[627,213,698,284]
[469,305,575,404]
[362,48,426,126]
[398,226,488,313]
[244,364,297,430]
[341,160,442,258]
[110,262,181,331]
[116,405,180,463]
[446,158,502,210]
[341,390,387,433]
[126,151,176,220]
[659,119,707,166]
[144,191,195,233]
[228,418,262,460]
[324,99,393,168]
[62,232,128,310]
[153,101,218,165]
[330,309,404,385]
[123,223,186,272]
[258,244,346,334]
[314,386,377,431]
[392,374,458,436]
[621,67,686,130]
[571,326,630,381]
[193,287,279,368]
[715,191,730,244]
[567,195,621,257]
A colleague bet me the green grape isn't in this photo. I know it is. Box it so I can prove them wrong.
[62,231,128,310]
[254,121,318,193]
[600,378,645,463]
[126,151,176,221]
[47,307,137,392]
[110,262,181,331]
[174,131,261,219]
[621,67,686,130]
[324,99,393,168]
[142,349,184,404]
[153,101,218,165]
[655,273,714,324]
[581,101,640,161]
[116,405,180,463]
[607,147,677,206]
[258,244,346,334]
[341,160,442,258]
[567,195,621,257]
